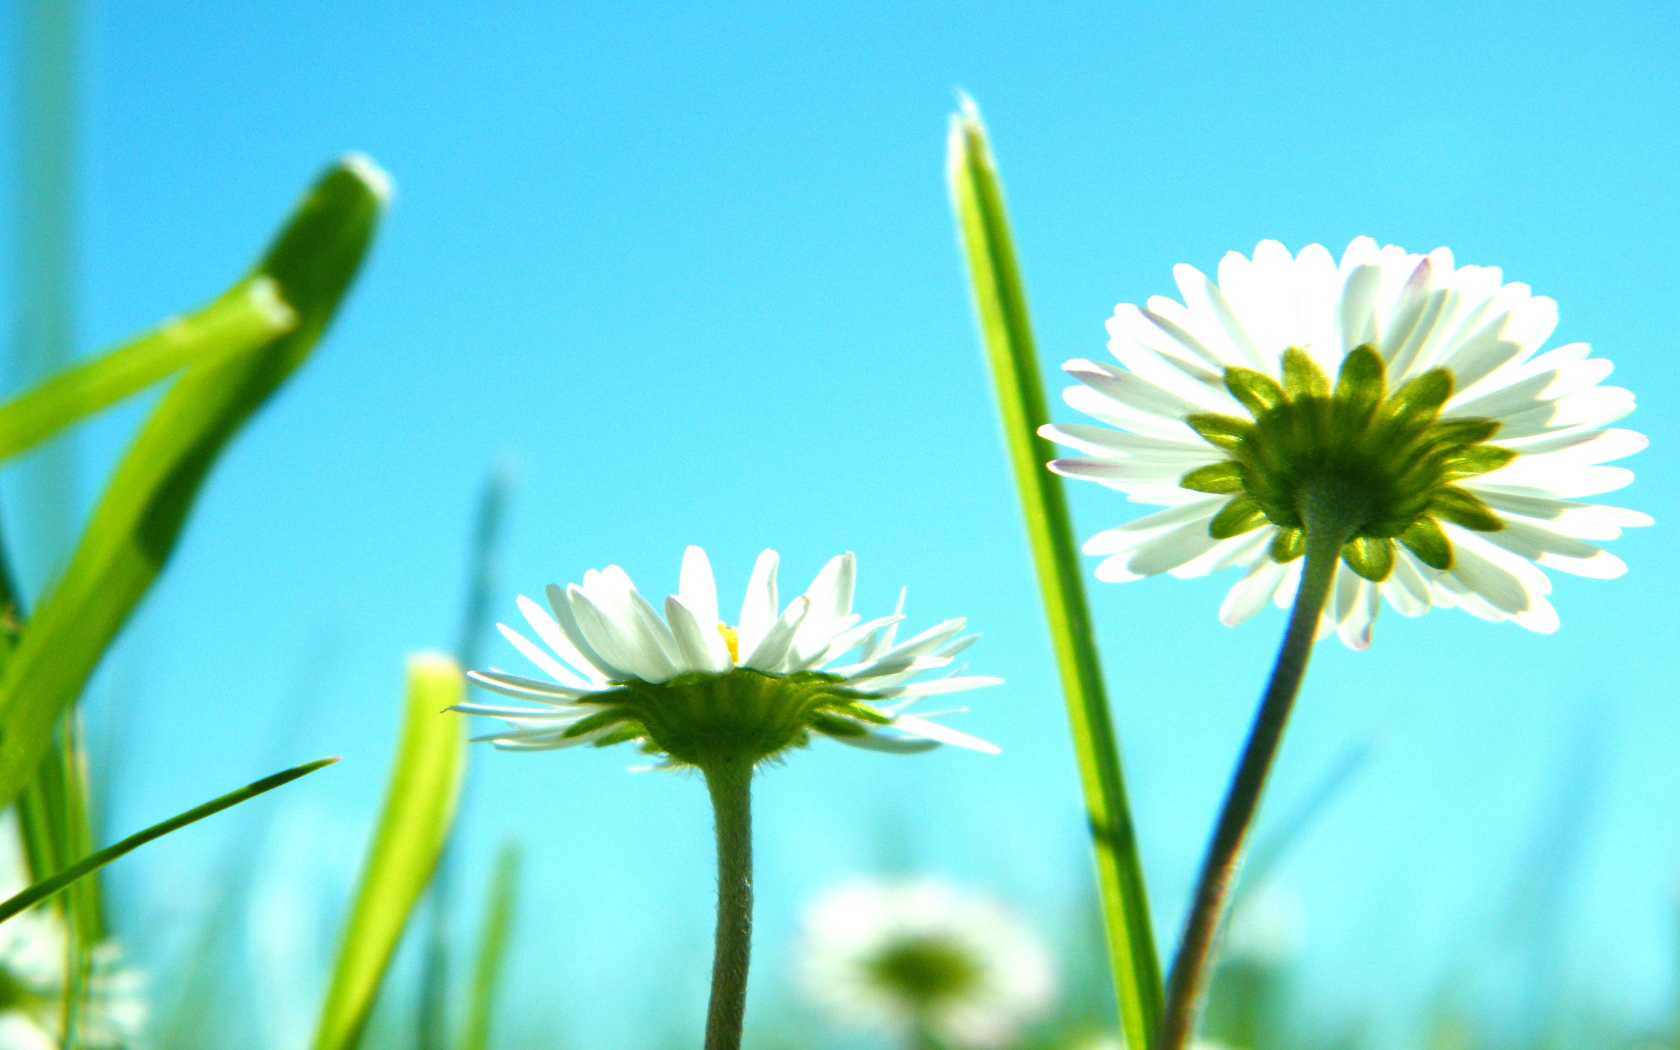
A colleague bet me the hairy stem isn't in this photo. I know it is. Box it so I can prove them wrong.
[1157,496,1356,1050]
[702,760,755,1050]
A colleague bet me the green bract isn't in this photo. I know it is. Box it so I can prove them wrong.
[562,669,891,770]
[1183,346,1513,581]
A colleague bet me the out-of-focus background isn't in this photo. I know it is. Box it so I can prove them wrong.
[2,1,1675,1047]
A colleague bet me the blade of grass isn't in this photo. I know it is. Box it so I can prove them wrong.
[415,464,516,1050]
[0,756,338,924]
[311,654,467,1050]
[947,95,1162,1050]
[0,156,388,813]
[0,278,295,462]
[457,840,520,1050]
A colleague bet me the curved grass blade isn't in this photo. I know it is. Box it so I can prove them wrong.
[947,95,1163,1050]
[312,654,467,1050]
[0,756,338,925]
[0,156,389,813]
[0,278,295,462]
[457,840,520,1050]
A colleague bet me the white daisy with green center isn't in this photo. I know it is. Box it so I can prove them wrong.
[463,548,1001,1050]
[799,879,1055,1050]
[461,546,1000,767]
[1044,236,1649,649]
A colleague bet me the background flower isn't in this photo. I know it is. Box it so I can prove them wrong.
[799,878,1055,1048]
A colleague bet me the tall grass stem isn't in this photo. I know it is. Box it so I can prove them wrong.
[947,97,1163,1050]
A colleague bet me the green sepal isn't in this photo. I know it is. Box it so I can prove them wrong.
[1382,369,1454,436]
[1281,347,1331,399]
[1269,528,1305,563]
[1399,518,1453,570]
[592,724,647,748]
[1441,444,1517,481]
[1333,345,1386,420]
[1430,487,1504,532]
[1224,368,1286,417]
[1342,536,1396,582]
[1208,498,1268,539]
[561,708,637,739]
[809,713,869,737]
[1187,413,1254,452]
[1429,418,1501,446]
[1180,461,1246,494]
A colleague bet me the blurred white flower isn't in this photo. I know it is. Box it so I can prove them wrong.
[799,879,1054,1048]
[1044,237,1649,648]
[0,813,146,1049]
[462,547,1001,768]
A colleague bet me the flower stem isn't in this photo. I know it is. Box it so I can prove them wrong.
[1156,500,1355,1050]
[702,760,755,1050]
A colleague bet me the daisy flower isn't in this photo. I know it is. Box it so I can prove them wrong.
[799,879,1054,1049]
[460,546,1000,769]
[1044,237,1649,648]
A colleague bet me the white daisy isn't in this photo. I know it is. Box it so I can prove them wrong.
[799,879,1054,1049]
[1044,237,1650,649]
[460,547,1000,768]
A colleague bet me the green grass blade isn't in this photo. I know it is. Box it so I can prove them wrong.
[947,96,1163,1050]
[0,278,295,461]
[0,157,388,813]
[312,654,467,1050]
[457,841,520,1050]
[0,756,338,924]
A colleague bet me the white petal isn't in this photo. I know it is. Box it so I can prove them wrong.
[1475,521,1626,579]
[1381,551,1434,616]
[664,594,731,672]
[547,584,633,681]
[1065,359,1208,421]
[679,546,720,629]
[1082,498,1225,554]
[1039,422,1220,460]
[466,669,599,702]
[890,714,1001,754]
[1220,556,1288,626]
[743,596,810,672]
[892,675,1005,698]
[496,623,584,689]
[1168,528,1272,579]
[737,549,780,657]
[1063,384,1199,441]
[517,595,601,686]
[566,584,667,682]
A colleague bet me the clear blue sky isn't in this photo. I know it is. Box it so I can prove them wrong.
[2,0,1676,1046]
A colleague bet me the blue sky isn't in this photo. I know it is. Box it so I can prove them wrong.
[2,0,1676,1045]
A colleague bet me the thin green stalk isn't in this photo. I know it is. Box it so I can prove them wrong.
[0,757,338,924]
[702,760,754,1050]
[1156,496,1356,1050]
[947,97,1162,1050]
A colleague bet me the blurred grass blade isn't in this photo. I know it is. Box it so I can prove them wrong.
[0,278,295,461]
[457,840,520,1050]
[0,756,338,924]
[0,156,388,813]
[947,96,1163,1050]
[313,654,467,1050]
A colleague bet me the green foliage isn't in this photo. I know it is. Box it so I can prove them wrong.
[459,841,522,1050]
[0,157,388,815]
[947,95,1162,1050]
[311,655,467,1050]
[0,279,295,462]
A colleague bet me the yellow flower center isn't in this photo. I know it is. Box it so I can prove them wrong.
[717,623,740,663]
